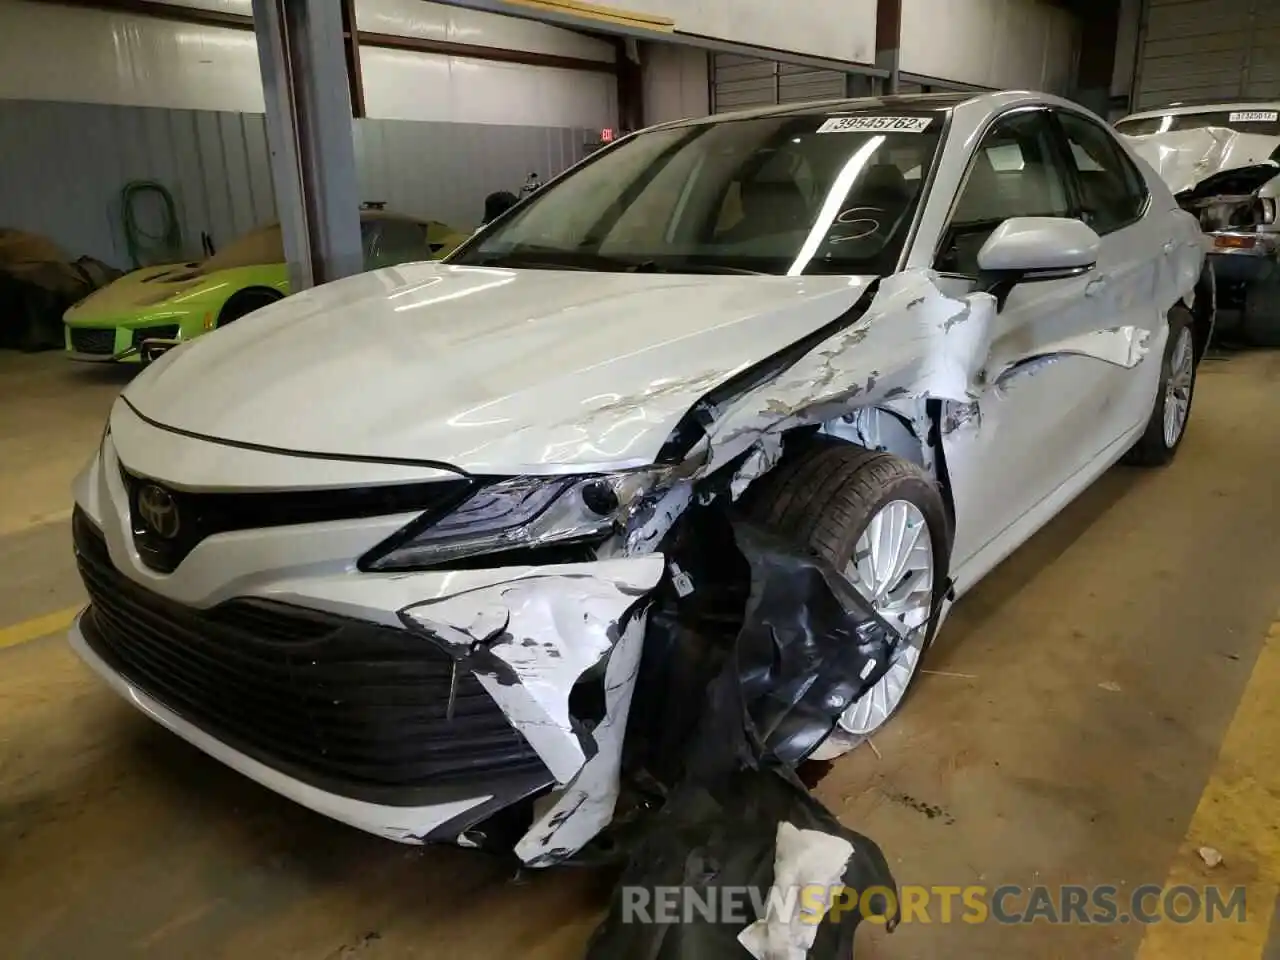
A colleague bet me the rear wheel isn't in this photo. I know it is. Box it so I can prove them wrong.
[743,439,951,756]
[217,288,281,328]
[1122,306,1196,467]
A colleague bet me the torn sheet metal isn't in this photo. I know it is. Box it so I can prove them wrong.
[622,481,695,555]
[990,326,1150,378]
[940,399,982,435]
[1125,127,1280,194]
[738,822,856,960]
[399,558,663,786]
[514,610,648,867]
[730,435,785,501]
[697,270,992,475]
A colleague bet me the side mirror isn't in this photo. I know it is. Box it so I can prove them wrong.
[977,217,1100,308]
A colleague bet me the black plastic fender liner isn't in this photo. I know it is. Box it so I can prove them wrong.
[589,513,901,958]
[582,767,898,960]
[621,509,900,791]
[729,520,899,767]
[669,515,901,781]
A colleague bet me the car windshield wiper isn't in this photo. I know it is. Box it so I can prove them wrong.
[461,246,768,275]
[464,251,596,271]
[622,260,767,276]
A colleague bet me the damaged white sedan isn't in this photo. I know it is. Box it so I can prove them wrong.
[70,92,1210,875]
[1117,101,1280,345]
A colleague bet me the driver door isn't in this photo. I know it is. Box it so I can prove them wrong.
[933,110,1130,591]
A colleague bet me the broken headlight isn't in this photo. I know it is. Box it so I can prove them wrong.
[1259,196,1277,226]
[362,471,664,571]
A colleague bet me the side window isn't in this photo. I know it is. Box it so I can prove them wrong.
[935,111,1072,276]
[1056,112,1147,235]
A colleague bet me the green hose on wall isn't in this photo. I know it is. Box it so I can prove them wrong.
[120,180,182,268]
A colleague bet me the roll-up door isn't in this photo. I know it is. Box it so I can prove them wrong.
[711,53,847,113]
[778,62,847,104]
[1133,0,1280,109]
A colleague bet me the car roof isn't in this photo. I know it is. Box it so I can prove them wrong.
[657,91,998,127]
[653,90,1084,137]
[1121,101,1280,121]
[646,90,1109,164]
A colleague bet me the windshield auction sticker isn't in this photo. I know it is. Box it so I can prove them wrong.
[817,115,933,133]
[1228,110,1279,123]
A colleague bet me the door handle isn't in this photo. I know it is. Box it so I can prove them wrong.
[1085,275,1110,297]
[1163,239,1177,255]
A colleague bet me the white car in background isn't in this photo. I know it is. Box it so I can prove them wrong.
[70,91,1209,870]
[1117,101,1280,344]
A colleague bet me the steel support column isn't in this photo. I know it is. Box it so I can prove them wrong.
[875,0,902,93]
[251,0,363,290]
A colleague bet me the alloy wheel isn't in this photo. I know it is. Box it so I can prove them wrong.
[837,499,935,736]
[1163,326,1194,448]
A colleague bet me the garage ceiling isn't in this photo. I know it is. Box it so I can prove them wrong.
[1134,0,1280,109]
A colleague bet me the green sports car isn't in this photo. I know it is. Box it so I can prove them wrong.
[64,211,468,362]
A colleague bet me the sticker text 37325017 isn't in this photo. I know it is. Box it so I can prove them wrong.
[817,116,933,134]
[1228,110,1279,123]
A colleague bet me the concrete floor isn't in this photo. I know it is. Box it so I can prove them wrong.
[2,348,1280,959]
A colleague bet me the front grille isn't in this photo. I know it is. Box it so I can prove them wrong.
[73,509,550,802]
[119,463,473,574]
[131,324,179,346]
[69,326,116,355]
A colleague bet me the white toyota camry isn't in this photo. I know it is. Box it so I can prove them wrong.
[70,91,1211,868]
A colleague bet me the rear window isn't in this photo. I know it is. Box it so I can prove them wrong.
[1116,109,1280,137]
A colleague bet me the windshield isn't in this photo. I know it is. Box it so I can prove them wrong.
[1116,109,1280,137]
[448,113,944,276]
[203,223,285,271]
[201,216,424,272]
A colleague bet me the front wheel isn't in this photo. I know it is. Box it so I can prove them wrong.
[743,439,952,755]
[1121,306,1196,467]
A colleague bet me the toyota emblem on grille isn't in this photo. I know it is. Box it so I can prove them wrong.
[137,484,181,539]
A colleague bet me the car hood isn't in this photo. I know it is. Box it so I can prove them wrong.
[1123,126,1280,194]
[123,263,875,475]
[66,262,244,322]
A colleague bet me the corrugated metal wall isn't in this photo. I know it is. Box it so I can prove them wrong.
[709,54,847,113]
[0,99,595,268]
[0,99,275,268]
[1134,0,1280,109]
[353,119,595,230]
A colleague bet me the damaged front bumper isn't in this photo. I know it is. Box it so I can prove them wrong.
[70,482,664,858]
[68,611,509,844]
[70,428,906,885]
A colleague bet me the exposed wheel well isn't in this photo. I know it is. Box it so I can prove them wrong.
[217,286,283,327]
[765,411,958,546]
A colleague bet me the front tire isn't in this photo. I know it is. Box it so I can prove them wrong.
[743,439,952,754]
[1122,305,1196,467]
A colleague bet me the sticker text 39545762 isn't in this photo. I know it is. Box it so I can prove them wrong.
[817,116,933,134]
